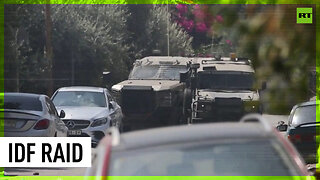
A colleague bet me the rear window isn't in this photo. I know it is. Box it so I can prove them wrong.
[3,95,42,111]
[109,140,295,176]
[291,105,317,126]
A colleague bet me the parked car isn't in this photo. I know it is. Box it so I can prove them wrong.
[86,114,308,176]
[277,100,319,164]
[51,86,123,147]
[2,93,67,137]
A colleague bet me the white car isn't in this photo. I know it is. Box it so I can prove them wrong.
[3,93,68,137]
[51,86,123,147]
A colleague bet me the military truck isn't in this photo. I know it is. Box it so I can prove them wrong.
[181,56,263,123]
[111,56,193,131]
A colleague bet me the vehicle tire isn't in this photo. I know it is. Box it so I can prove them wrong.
[167,107,181,126]
[182,88,192,123]
[258,104,264,114]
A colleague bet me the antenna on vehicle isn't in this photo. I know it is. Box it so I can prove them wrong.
[167,1,170,56]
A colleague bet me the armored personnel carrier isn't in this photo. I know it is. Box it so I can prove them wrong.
[181,56,262,123]
[112,56,192,131]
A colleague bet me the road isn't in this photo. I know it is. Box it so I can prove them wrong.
[4,114,289,176]
[262,114,288,127]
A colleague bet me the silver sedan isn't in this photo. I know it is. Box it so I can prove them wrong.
[51,86,123,147]
[3,93,68,137]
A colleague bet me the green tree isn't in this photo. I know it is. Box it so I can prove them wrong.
[4,4,195,94]
[52,4,131,85]
[146,5,193,56]
[235,5,316,113]
[4,5,48,93]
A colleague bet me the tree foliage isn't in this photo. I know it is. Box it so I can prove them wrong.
[146,5,193,56]
[4,4,194,94]
[52,4,131,86]
[4,5,48,93]
[233,5,316,113]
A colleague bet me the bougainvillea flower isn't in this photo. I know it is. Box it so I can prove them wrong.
[215,15,224,23]
[181,19,194,32]
[226,39,233,46]
[195,22,208,32]
[193,10,206,20]
[194,4,200,10]
[176,4,188,15]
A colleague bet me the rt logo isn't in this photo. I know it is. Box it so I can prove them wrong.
[297,8,312,24]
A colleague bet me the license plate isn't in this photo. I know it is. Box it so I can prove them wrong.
[4,121,16,128]
[68,130,82,136]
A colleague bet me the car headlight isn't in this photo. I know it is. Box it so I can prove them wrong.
[91,117,109,127]
[244,101,260,112]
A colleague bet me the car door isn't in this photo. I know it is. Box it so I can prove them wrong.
[106,90,122,128]
[45,97,68,137]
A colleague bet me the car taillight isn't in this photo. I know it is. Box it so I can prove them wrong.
[34,119,50,130]
[288,134,301,143]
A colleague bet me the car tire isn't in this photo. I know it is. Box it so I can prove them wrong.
[182,88,192,123]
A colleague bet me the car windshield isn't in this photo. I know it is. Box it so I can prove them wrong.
[198,71,254,90]
[291,105,317,126]
[109,140,294,176]
[129,65,186,80]
[52,91,106,107]
[3,95,42,111]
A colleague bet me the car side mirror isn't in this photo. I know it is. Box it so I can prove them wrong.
[180,71,188,83]
[109,102,114,110]
[276,121,288,132]
[59,110,66,118]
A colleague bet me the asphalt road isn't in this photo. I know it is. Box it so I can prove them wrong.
[262,114,288,127]
[4,114,289,176]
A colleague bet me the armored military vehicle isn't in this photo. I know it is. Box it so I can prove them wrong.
[181,56,262,123]
[111,56,192,131]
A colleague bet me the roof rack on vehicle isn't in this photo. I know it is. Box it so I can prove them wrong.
[240,114,272,132]
[235,57,251,65]
[106,127,120,146]
[201,59,221,64]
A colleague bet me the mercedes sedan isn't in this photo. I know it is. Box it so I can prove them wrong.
[2,93,67,137]
[51,86,123,147]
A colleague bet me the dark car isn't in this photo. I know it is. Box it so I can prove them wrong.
[1,93,67,137]
[277,100,319,164]
[86,114,308,176]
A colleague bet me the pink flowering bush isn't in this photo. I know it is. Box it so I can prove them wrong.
[174,4,225,35]
[173,4,236,56]
[225,39,232,46]
[195,22,208,32]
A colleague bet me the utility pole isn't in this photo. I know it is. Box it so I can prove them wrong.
[167,3,170,56]
[44,1,53,95]
[71,40,74,85]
